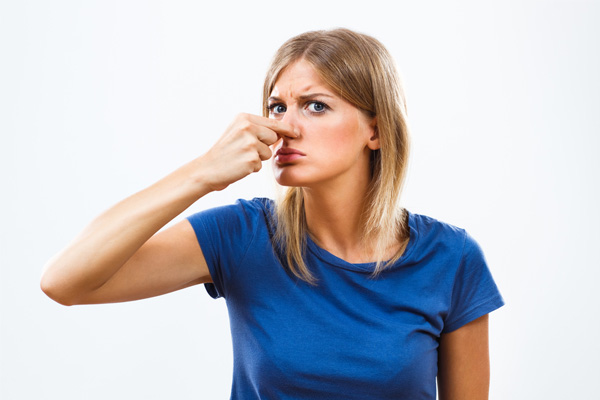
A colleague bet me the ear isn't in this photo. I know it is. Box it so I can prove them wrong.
[366,117,380,150]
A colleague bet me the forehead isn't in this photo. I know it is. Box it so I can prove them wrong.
[270,60,332,97]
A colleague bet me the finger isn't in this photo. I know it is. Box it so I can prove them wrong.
[254,125,279,146]
[256,141,273,161]
[252,159,263,173]
[246,114,298,139]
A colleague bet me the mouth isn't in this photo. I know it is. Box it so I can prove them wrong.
[274,147,306,164]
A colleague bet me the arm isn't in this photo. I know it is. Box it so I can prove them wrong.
[437,314,490,400]
[41,114,296,306]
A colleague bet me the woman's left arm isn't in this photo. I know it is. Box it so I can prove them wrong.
[437,314,490,400]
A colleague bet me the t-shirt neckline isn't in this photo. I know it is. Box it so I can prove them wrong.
[305,210,419,273]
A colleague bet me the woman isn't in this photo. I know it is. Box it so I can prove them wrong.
[41,28,504,399]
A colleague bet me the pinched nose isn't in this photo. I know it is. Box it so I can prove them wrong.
[279,108,303,138]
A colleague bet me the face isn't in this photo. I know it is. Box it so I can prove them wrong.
[268,59,379,190]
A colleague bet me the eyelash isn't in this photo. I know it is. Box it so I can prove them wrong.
[268,101,330,116]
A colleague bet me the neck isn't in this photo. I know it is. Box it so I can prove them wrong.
[302,179,372,263]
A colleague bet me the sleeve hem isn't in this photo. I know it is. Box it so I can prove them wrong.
[442,294,505,333]
[193,216,224,299]
[204,282,221,299]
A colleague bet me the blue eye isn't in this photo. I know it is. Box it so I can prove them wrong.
[307,101,327,113]
[269,104,286,115]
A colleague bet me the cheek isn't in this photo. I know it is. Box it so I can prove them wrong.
[318,120,359,147]
[306,118,346,142]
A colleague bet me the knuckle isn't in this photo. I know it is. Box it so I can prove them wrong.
[239,120,252,132]
[241,135,258,151]
[243,153,260,168]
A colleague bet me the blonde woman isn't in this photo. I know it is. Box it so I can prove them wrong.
[42,28,504,399]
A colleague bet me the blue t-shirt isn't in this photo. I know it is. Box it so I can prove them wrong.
[187,198,504,399]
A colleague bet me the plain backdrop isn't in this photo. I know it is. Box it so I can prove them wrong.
[1,1,599,399]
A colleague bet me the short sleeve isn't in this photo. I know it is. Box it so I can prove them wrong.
[186,199,263,299]
[442,232,504,333]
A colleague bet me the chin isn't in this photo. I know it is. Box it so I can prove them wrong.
[273,167,316,188]
[274,174,304,188]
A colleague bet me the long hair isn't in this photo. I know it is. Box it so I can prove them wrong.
[262,28,411,283]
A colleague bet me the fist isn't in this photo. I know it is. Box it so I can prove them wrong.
[199,113,298,191]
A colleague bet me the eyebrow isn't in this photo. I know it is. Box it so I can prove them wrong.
[268,93,335,102]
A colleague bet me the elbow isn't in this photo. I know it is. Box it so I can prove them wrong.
[40,267,78,306]
[40,277,74,306]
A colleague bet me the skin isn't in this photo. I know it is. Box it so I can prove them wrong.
[438,314,491,399]
[268,60,381,261]
[40,113,296,304]
[40,59,491,399]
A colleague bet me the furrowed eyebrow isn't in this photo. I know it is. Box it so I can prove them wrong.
[268,93,335,103]
[298,93,335,101]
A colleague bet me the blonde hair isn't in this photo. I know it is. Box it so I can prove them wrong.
[262,28,411,283]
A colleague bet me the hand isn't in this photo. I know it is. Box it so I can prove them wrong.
[198,113,298,191]
[40,114,298,305]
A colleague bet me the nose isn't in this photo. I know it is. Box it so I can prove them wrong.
[280,107,302,138]
[280,108,296,126]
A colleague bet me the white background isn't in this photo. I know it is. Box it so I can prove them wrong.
[1,1,599,399]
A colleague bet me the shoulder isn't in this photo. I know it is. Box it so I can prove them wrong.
[410,211,463,234]
[188,197,273,222]
[407,212,503,331]
[185,198,276,300]
[405,211,488,270]
[186,198,275,244]
[235,197,275,226]
[408,211,469,250]
[241,197,275,214]
[185,198,275,262]
[232,197,275,216]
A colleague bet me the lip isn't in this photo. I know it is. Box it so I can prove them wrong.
[274,147,306,164]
